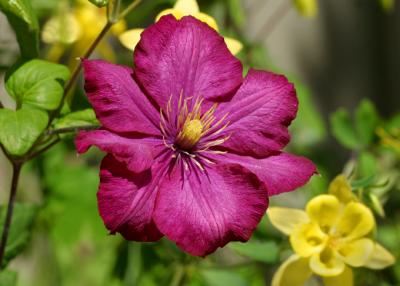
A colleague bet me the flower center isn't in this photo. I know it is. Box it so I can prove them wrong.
[175,119,203,150]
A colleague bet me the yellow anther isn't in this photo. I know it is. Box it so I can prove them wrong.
[176,119,203,150]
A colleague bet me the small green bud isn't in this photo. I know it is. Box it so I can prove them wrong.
[379,0,395,12]
[88,0,108,8]
[293,0,318,18]
[369,193,385,218]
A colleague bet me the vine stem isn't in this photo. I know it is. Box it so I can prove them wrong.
[45,125,99,135]
[62,21,113,103]
[0,163,22,265]
[169,265,185,286]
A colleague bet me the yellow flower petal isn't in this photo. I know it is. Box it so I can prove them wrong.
[364,243,396,269]
[323,266,353,286]
[328,175,356,204]
[119,28,144,51]
[174,0,199,15]
[194,12,219,30]
[306,195,340,233]
[272,255,312,286]
[337,238,374,267]
[155,8,184,22]
[42,14,81,44]
[224,37,243,55]
[111,19,127,36]
[290,222,327,257]
[336,202,375,240]
[293,0,318,18]
[268,207,309,236]
[74,1,107,39]
[310,247,345,277]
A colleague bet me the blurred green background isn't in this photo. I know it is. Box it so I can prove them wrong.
[0,0,399,285]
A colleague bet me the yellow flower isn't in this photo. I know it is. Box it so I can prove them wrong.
[42,0,126,66]
[268,176,395,286]
[293,0,318,18]
[118,0,242,55]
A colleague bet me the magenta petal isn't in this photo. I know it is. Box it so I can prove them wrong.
[153,163,269,256]
[76,130,161,173]
[223,152,317,196]
[134,15,243,107]
[218,69,298,157]
[82,59,159,135]
[98,155,163,241]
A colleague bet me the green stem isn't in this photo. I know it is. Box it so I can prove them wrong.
[169,265,185,286]
[51,0,141,124]
[0,163,22,266]
[25,138,60,162]
[45,125,99,136]
[119,0,141,20]
[62,21,113,103]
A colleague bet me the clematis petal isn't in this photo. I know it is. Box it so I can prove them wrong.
[119,28,144,51]
[309,247,345,277]
[271,255,312,286]
[153,162,268,256]
[134,15,243,108]
[268,207,309,235]
[337,238,374,267]
[76,130,161,173]
[82,59,160,135]
[306,195,340,233]
[290,222,328,257]
[364,243,396,269]
[98,155,163,241]
[224,37,243,55]
[221,152,316,196]
[218,69,297,157]
[328,175,356,204]
[323,267,353,286]
[336,202,375,240]
[174,0,200,15]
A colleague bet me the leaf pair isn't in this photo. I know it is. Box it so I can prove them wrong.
[0,60,70,157]
[330,99,379,150]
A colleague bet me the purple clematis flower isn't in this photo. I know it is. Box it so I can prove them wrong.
[75,15,316,256]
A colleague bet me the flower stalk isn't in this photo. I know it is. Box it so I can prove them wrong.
[58,0,142,119]
[0,162,22,266]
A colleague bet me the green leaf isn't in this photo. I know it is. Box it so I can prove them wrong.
[0,204,37,267]
[89,0,108,7]
[229,240,279,263]
[201,269,248,286]
[358,151,377,177]
[355,99,379,146]
[330,108,359,149]
[0,108,48,156]
[351,175,376,189]
[0,270,17,286]
[6,60,70,111]
[54,109,99,129]
[0,0,39,59]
